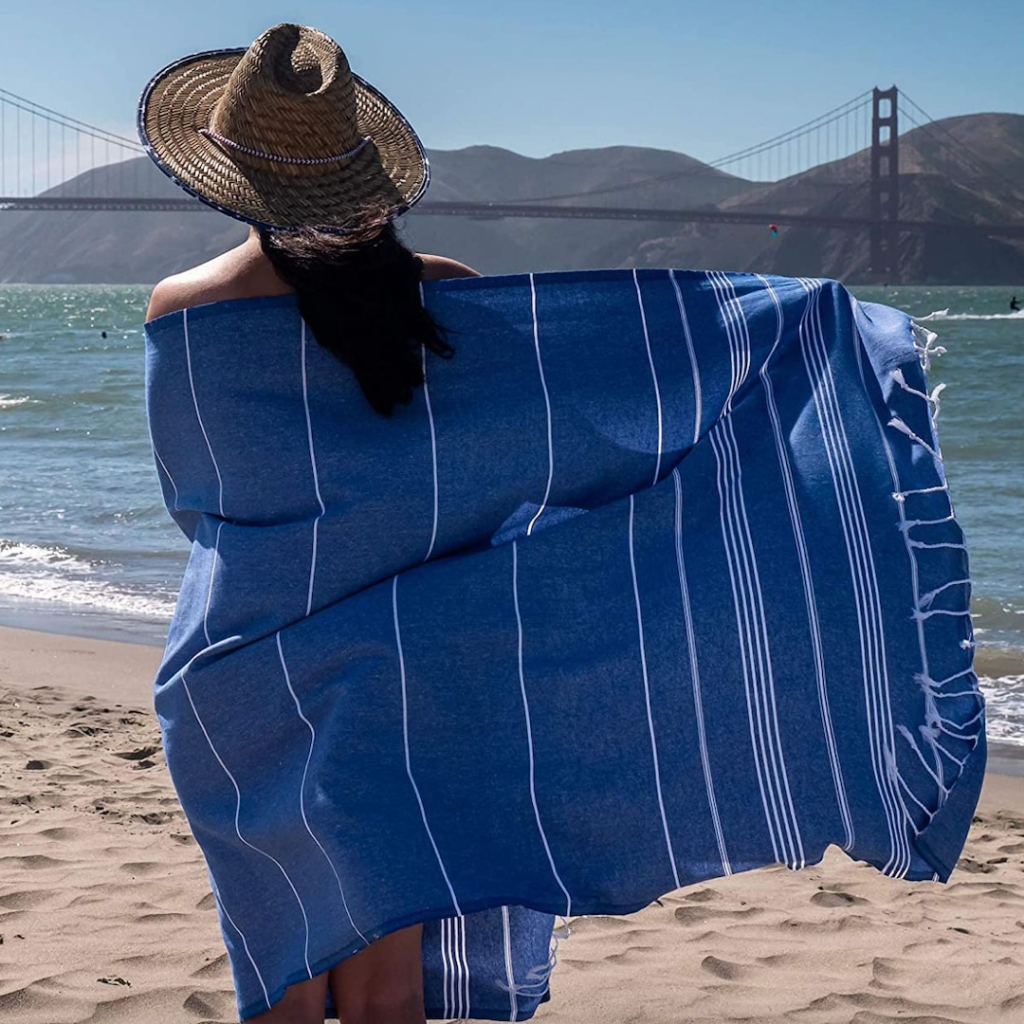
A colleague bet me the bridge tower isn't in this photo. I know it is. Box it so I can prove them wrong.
[870,86,900,282]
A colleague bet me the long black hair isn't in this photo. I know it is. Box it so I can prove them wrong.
[259,222,454,416]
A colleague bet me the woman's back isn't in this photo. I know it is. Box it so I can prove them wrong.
[146,232,478,322]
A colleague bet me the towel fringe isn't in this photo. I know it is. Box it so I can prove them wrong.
[879,314,982,845]
[910,321,947,373]
[919,580,971,610]
[892,484,949,503]
[888,416,942,460]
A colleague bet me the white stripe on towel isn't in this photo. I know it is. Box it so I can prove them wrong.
[672,469,731,874]
[300,321,326,617]
[152,447,180,511]
[628,494,679,886]
[210,878,271,1012]
[633,269,664,486]
[502,906,519,1021]
[512,542,573,917]
[276,633,368,946]
[420,282,440,563]
[182,307,225,518]
[526,274,554,537]
[392,576,462,915]
[668,270,703,446]
[202,521,224,649]
[180,667,314,979]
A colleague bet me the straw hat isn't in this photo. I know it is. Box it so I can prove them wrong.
[137,23,429,230]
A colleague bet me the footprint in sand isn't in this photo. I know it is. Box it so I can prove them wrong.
[184,989,234,1019]
[119,862,164,876]
[190,953,230,980]
[136,912,192,924]
[810,890,869,908]
[604,946,657,965]
[130,811,178,826]
[2,855,67,871]
[673,905,761,926]
[780,913,874,933]
[869,956,902,988]
[700,955,752,981]
[957,857,998,874]
[755,952,804,968]
[0,889,55,909]
[113,745,161,762]
[681,888,720,903]
[64,724,104,737]
[36,827,79,841]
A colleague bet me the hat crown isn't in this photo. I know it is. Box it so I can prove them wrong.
[210,24,363,164]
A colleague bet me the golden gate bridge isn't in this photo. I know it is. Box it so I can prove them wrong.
[0,85,1021,281]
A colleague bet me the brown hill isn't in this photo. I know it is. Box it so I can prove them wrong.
[637,113,1024,282]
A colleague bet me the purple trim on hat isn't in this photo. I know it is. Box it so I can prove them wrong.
[136,45,431,233]
[198,128,374,165]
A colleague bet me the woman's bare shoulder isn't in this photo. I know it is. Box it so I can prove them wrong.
[146,266,219,323]
[145,243,289,322]
[419,253,481,280]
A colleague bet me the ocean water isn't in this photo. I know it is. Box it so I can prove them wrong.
[0,283,1021,740]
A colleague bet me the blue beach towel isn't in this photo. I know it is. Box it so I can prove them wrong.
[145,269,985,1022]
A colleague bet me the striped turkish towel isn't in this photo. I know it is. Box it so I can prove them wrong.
[145,269,985,1022]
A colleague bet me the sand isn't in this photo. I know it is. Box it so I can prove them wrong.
[2,624,1022,1024]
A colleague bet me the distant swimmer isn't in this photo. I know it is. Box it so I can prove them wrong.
[100,330,108,339]
[1011,296,1021,312]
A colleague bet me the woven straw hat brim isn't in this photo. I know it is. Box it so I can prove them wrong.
[138,47,430,230]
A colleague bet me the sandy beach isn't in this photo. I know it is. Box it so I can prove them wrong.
[1,624,1021,1024]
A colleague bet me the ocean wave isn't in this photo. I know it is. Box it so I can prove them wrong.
[919,308,1024,322]
[0,540,175,619]
[972,596,1024,638]
[0,394,39,409]
[979,675,1024,747]
[0,539,94,570]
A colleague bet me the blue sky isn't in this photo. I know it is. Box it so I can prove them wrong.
[0,0,1019,161]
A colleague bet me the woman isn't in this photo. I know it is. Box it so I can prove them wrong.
[141,20,983,1024]
[142,23,476,1024]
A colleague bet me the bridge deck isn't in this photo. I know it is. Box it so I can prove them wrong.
[0,196,1022,238]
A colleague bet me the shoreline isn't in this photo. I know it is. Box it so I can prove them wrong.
[0,604,168,649]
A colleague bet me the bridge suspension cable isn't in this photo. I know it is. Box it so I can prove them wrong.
[898,89,1024,202]
[0,87,144,200]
